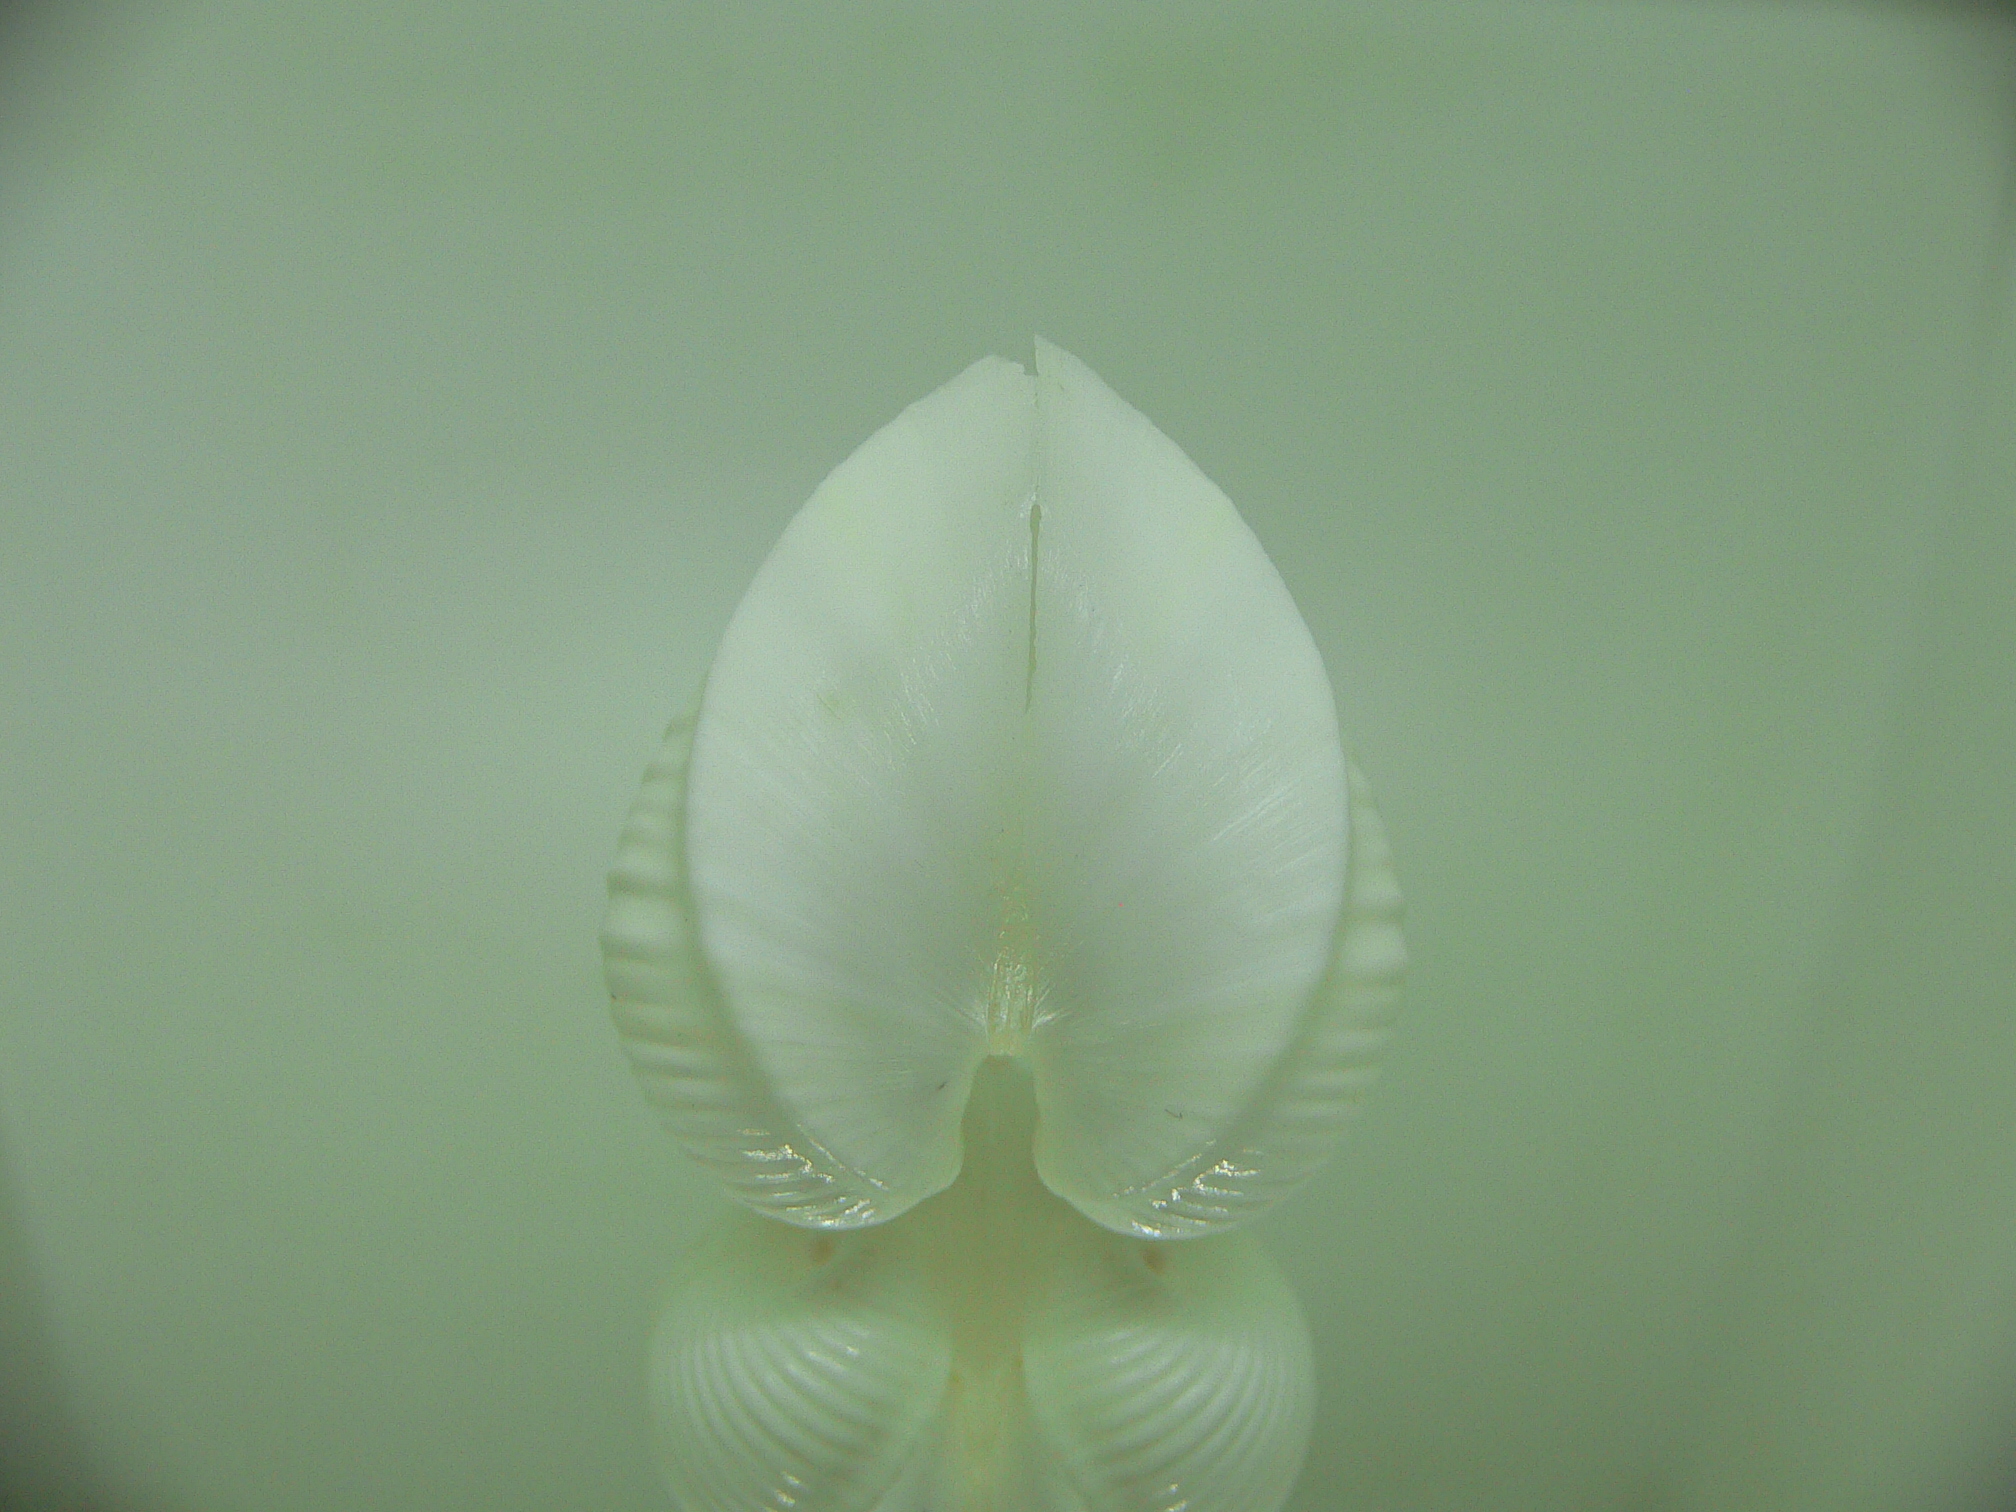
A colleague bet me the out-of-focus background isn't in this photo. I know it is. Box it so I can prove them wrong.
[1,3,2012,1509]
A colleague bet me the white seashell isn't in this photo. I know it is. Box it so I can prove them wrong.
[602,340,1403,1238]
[602,342,1402,1510]
[647,1059,1316,1512]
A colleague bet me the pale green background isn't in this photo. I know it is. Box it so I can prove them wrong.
[2,4,2014,1510]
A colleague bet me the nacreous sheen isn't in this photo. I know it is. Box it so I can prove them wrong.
[600,342,1403,1512]
[602,340,1405,1237]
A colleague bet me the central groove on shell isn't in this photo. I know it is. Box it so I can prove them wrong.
[1024,497,1042,712]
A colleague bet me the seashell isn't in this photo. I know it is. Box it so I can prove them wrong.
[603,339,1403,1237]
[601,341,1403,1509]
[647,1058,1317,1512]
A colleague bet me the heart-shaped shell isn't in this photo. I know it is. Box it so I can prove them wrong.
[601,340,1404,1238]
